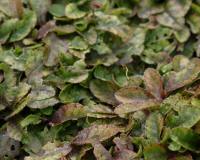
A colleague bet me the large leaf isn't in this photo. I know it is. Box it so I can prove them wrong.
[73,124,121,145]
[145,112,164,143]
[164,58,200,93]
[9,10,37,42]
[115,86,153,104]
[170,127,200,152]
[114,100,159,118]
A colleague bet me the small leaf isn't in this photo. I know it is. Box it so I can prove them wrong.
[92,141,113,160]
[144,68,165,100]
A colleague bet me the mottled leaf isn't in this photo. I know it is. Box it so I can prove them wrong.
[170,127,200,152]
[90,79,119,105]
[144,144,167,160]
[51,103,86,125]
[144,68,165,100]
[73,124,121,145]
[9,10,37,42]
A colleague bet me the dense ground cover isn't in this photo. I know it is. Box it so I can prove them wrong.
[1,0,200,159]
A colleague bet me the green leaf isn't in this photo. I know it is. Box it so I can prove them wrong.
[9,10,37,42]
[167,106,200,128]
[89,79,119,105]
[144,144,167,160]
[145,112,164,143]
[24,142,72,160]
[170,127,200,152]
[20,114,41,128]
[0,19,18,44]
[59,84,90,103]
[65,3,86,19]
[49,4,65,17]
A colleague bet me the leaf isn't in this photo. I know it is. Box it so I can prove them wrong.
[49,4,65,17]
[167,106,200,128]
[59,84,90,103]
[0,133,20,159]
[83,99,116,118]
[20,114,41,128]
[94,65,128,87]
[37,21,55,39]
[145,112,164,143]
[56,60,89,83]
[65,3,86,19]
[114,100,159,118]
[44,33,68,66]
[157,0,192,30]
[137,0,164,19]
[28,0,51,24]
[170,127,200,152]
[95,11,133,41]
[164,58,200,93]
[117,27,146,64]
[92,141,113,160]
[24,142,72,160]
[0,18,18,44]
[89,79,119,105]
[68,36,88,50]
[73,124,121,145]
[9,10,37,42]
[144,144,167,160]
[51,103,86,125]
[113,136,137,160]
[27,85,59,109]
[7,121,23,141]
[115,86,152,104]
[144,68,165,100]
